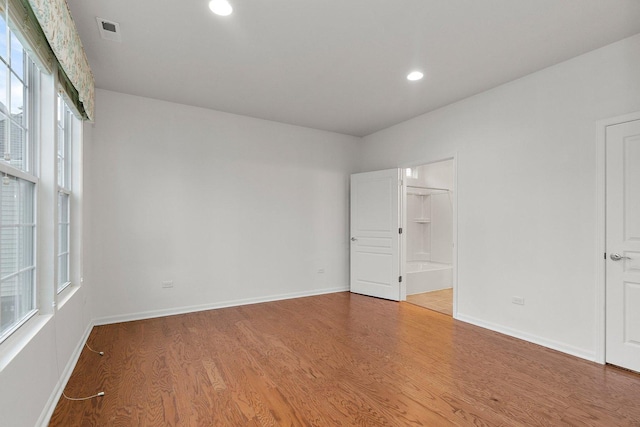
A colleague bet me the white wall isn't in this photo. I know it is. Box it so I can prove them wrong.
[359,33,640,360]
[87,90,359,322]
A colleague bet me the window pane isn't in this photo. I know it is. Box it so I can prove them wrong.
[0,112,7,159]
[57,95,63,125]
[10,32,23,81]
[58,96,72,190]
[57,153,62,187]
[58,191,69,221]
[10,71,23,115]
[1,178,34,275]
[0,177,35,337]
[1,274,18,333]
[0,15,7,63]
[17,269,34,313]
[0,65,7,115]
[1,271,36,336]
[58,253,68,289]
[0,268,35,334]
[0,39,34,173]
[0,223,17,279]
[18,225,34,269]
[59,223,68,254]
[9,121,24,169]
[57,192,70,291]
[11,83,26,129]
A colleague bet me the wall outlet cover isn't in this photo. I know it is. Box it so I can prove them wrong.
[512,296,525,305]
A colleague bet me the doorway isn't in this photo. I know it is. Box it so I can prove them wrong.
[349,159,457,311]
[403,159,455,316]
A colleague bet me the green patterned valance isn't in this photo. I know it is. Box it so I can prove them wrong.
[26,0,94,121]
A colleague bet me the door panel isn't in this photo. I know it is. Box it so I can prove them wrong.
[350,169,401,301]
[624,281,640,345]
[606,119,640,372]
[624,138,640,240]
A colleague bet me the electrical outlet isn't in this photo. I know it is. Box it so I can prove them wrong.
[162,281,174,288]
[512,296,525,305]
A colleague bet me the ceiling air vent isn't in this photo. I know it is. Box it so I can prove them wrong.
[96,18,122,42]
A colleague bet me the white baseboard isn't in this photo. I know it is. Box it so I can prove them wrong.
[455,313,596,362]
[94,286,350,326]
[37,321,95,427]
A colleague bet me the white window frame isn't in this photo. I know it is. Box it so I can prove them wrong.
[0,25,39,344]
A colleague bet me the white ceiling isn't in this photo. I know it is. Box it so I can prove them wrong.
[67,0,640,137]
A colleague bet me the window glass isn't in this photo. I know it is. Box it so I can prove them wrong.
[0,178,36,338]
[0,111,7,159]
[57,192,70,291]
[9,32,23,80]
[0,15,7,63]
[57,96,72,190]
[0,65,7,112]
[0,22,30,173]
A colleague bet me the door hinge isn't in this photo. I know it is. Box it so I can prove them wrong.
[604,252,606,260]
[399,276,402,283]
[399,227,403,234]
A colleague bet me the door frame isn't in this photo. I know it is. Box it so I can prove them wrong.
[399,153,459,318]
[595,111,640,364]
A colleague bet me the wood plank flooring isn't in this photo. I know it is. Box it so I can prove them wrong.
[407,288,453,316]
[50,292,640,426]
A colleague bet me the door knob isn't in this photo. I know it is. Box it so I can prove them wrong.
[351,237,357,241]
[610,253,629,261]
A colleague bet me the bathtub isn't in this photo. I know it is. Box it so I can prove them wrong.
[405,261,452,295]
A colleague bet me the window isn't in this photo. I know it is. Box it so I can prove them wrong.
[57,95,72,293]
[0,14,38,342]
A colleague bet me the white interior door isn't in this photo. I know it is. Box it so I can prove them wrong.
[350,169,401,301]
[606,119,640,373]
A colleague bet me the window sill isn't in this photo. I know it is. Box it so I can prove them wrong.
[57,283,80,310]
[0,313,53,372]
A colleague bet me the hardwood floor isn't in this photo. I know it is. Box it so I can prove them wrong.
[407,288,453,316]
[50,292,640,426]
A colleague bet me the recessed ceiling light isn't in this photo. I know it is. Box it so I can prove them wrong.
[407,71,424,81]
[209,0,233,16]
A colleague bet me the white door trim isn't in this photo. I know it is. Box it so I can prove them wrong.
[595,111,640,364]
[400,153,458,319]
